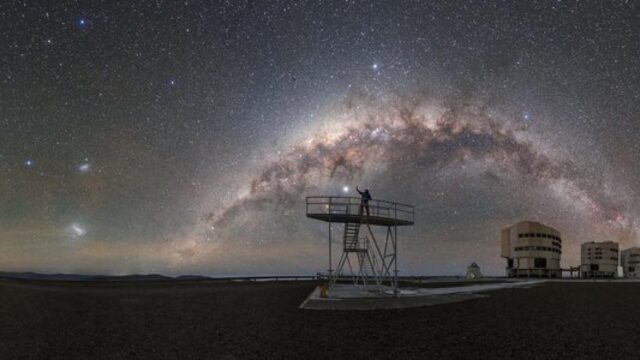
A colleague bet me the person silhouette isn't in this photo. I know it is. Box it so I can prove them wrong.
[356,187,372,216]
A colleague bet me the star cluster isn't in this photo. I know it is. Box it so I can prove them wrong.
[1,1,638,275]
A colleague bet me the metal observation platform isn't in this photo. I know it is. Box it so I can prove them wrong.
[306,196,415,294]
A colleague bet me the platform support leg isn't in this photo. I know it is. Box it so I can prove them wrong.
[328,220,332,287]
[393,224,398,295]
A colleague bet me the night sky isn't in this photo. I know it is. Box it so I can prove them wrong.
[1,1,639,276]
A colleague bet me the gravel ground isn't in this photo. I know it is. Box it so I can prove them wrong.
[1,279,639,359]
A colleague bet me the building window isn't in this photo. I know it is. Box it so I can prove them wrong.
[508,259,514,268]
[534,258,547,268]
[591,264,599,271]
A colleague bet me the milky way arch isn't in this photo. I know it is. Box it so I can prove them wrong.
[204,94,635,246]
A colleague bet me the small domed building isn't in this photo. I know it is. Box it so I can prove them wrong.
[466,263,482,279]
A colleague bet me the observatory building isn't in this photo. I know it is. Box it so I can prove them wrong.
[620,247,640,278]
[501,221,562,278]
[580,241,618,278]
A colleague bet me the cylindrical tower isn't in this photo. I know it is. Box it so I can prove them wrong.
[621,247,640,278]
[581,241,618,278]
[501,221,562,278]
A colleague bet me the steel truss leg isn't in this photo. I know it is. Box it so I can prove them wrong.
[331,251,348,288]
[332,220,401,295]
[360,223,399,294]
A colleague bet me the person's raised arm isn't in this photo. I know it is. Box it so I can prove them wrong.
[356,186,363,195]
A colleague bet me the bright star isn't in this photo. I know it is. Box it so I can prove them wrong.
[24,159,34,168]
[68,223,86,239]
[372,63,378,70]
[342,186,350,193]
[76,18,89,29]
[78,163,91,173]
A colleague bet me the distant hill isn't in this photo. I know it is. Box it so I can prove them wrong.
[0,271,212,282]
[91,274,174,282]
[175,275,212,280]
[0,272,96,281]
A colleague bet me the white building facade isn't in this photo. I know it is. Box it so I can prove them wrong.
[620,247,640,278]
[501,221,562,278]
[580,241,618,278]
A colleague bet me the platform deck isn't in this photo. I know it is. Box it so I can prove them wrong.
[306,213,414,226]
[306,196,415,226]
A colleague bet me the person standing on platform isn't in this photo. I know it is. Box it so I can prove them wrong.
[356,187,371,216]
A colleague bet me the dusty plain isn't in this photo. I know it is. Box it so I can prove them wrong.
[0,279,639,359]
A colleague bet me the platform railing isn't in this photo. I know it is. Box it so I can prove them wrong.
[306,196,414,224]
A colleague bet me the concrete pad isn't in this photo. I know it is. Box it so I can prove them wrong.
[299,280,546,310]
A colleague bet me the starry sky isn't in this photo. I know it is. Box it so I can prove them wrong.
[1,1,639,276]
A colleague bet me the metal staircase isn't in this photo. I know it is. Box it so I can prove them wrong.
[357,248,376,277]
[343,222,363,251]
[332,218,383,289]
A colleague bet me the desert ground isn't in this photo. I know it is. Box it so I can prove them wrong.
[1,278,639,359]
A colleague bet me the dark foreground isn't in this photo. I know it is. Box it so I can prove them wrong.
[1,279,639,359]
